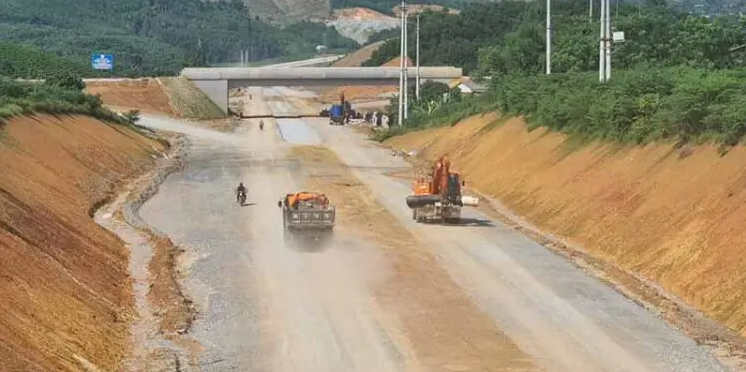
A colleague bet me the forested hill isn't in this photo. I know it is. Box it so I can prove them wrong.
[0,0,358,77]
[365,0,746,74]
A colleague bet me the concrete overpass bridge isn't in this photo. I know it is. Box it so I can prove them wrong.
[181,66,463,113]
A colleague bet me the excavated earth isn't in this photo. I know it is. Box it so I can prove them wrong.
[0,115,164,372]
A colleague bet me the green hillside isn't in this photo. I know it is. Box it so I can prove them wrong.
[0,0,358,76]
[0,42,103,78]
[374,0,746,149]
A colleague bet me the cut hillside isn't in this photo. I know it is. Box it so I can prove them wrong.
[159,77,226,120]
[0,114,163,372]
[325,7,399,44]
[85,77,226,120]
[85,79,176,117]
[332,41,386,67]
[320,56,412,102]
[385,114,746,338]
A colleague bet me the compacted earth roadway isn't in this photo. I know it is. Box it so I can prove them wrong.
[134,86,732,372]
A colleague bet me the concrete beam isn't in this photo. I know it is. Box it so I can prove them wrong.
[182,66,464,114]
[182,66,462,81]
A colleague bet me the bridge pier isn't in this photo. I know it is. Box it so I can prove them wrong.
[192,79,229,114]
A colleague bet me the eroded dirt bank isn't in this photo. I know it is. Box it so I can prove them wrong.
[0,115,164,371]
[385,114,746,342]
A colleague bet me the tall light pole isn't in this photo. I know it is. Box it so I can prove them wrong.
[546,0,551,74]
[589,0,593,23]
[403,7,409,120]
[416,13,421,101]
[598,0,606,82]
[398,0,405,126]
[605,0,612,81]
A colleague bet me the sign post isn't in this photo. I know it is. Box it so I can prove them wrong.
[91,54,114,71]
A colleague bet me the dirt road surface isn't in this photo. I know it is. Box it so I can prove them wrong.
[130,87,731,372]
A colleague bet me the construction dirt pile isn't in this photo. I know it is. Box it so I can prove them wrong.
[326,8,399,44]
[392,4,460,16]
[0,115,164,371]
[385,114,746,339]
[332,41,385,67]
[320,56,412,103]
[85,79,176,116]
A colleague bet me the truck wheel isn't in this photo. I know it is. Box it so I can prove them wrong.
[412,209,417,220]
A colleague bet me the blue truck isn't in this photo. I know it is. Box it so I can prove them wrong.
[329,103,345,125]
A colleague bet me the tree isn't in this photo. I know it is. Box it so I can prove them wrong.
[45,72,85,91]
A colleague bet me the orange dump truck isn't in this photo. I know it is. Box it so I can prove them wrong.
[277,192,336,231]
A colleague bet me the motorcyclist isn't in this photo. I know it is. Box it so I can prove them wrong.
[236,182,247,203]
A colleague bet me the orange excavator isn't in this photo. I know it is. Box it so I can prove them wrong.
[405,156,479,223]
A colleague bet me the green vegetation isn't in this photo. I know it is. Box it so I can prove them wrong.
[0,42,101,79]
[0,77,135,126]
[0,0,358,76]
[373,0,746,148]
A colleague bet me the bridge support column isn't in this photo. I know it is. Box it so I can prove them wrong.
[192,79,229,114]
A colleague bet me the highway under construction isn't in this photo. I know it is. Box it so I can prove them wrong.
[103,85,734,372]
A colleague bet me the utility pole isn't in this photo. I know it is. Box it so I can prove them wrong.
[605,0,612,81]
[403,7,409,120]
[398,0,405,126]
[589,0,593,22]
[546,0,551,74]
[416,13,421,101]
[598,0,606,82]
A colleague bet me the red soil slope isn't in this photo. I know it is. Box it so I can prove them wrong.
[0,115,163,371]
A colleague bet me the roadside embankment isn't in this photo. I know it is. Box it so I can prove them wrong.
[85,77,226,120]
[384,113,746,342]
[0,114,164,371]
[85,79,177,117]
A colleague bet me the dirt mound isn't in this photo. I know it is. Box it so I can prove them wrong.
[334,7,397,20]
[321,57,413,103]
[86,79,175,116]
[332,41,386,67]
[0,115,163,371]
[385,114,746,338]
[326,7,399,44]
[393,4,460,16]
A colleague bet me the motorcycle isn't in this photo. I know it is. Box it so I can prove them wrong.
[259,120,264,131]
[237,190,247,205]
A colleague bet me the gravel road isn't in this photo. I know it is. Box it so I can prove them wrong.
[308,117,731,372]
[137,105,405,371]
[132,87,732,372]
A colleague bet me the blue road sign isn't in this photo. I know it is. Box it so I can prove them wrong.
[91,54,114,71]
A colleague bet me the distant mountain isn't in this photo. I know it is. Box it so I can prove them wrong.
[0,0,358,76]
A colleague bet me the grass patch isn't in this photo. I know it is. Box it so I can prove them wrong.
[0,77,135,127]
